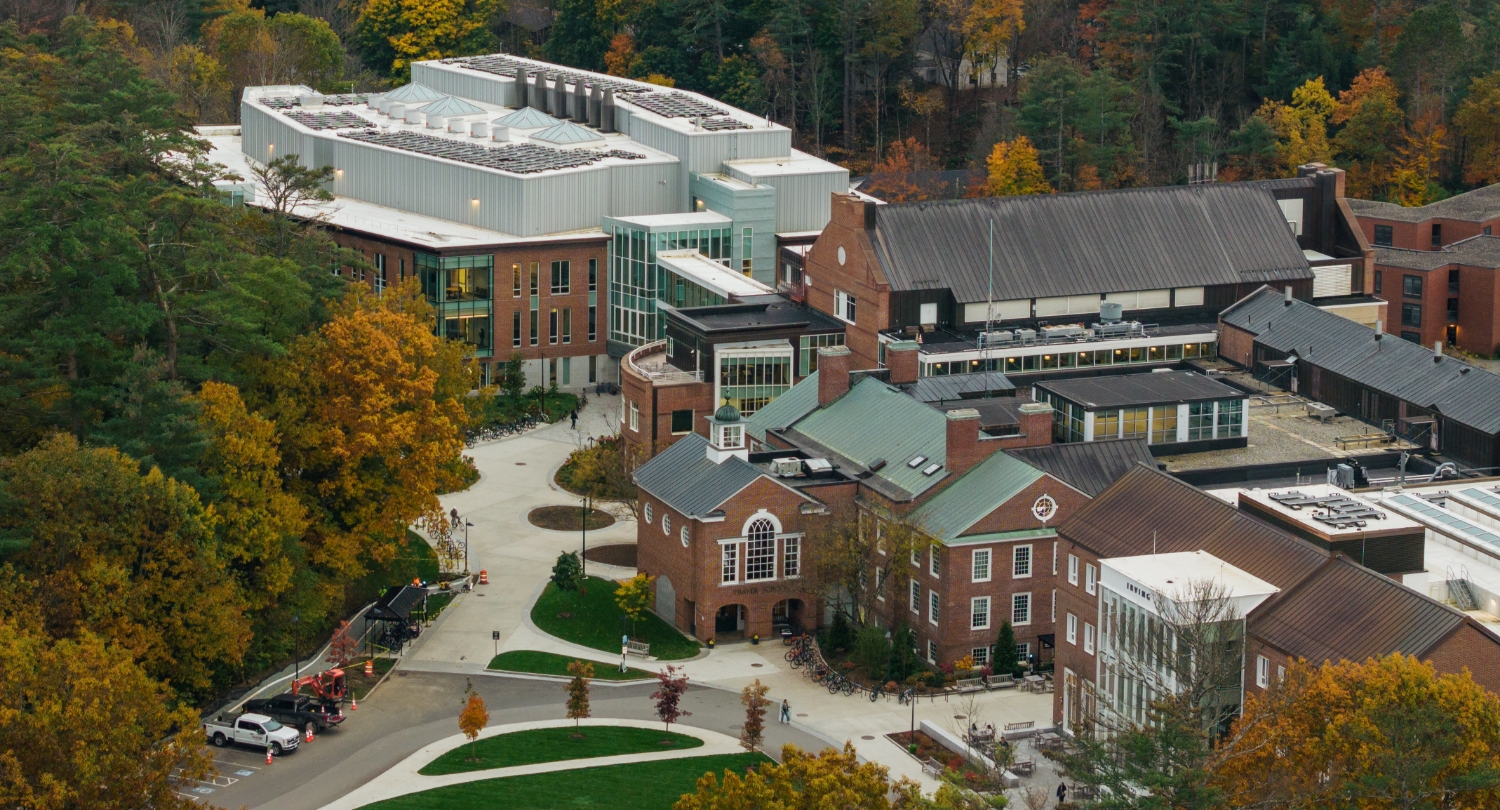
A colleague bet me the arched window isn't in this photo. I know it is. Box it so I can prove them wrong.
[662,513,671,535]
[745,518,777,581]
[644,503,653,524]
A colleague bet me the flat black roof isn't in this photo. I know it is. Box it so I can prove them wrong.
[663,295,844,335]
[908,322,1217,355]
[1035,370,1242,409]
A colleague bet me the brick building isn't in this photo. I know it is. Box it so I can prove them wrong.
[793,165,1368,382]
[1049,464,1500,732]
[1351,184,1500,353]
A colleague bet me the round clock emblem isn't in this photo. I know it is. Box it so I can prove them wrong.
[1032,494,1058,523]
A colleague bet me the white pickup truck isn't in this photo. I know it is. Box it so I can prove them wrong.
[203,712,302,755]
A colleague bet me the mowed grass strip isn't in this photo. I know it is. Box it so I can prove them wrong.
[530,576,701,660]
[420,726,704,775]
[487,650,653,681]
[370,753,771,809]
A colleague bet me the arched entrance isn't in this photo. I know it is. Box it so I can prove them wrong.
[771,598,806,634]
[714,604,746,638]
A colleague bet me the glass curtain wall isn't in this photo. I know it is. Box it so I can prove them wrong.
[416,252,493,358]
[719,355,791,415]
[609,225,734,347]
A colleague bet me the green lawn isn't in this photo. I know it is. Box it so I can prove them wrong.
[531,576,700,661]
[363,753,771,809]
[419,726,704,775]
[487,650,653,681]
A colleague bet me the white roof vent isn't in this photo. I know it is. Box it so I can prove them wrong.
[805,458,833,474]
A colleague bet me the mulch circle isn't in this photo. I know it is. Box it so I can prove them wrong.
[557,612,574,619]
[660,740,678,746]
[516,462,527,466]
[528,505,615,531]
[861,735,875,740]
[751,663,763,668]
[583,543,637,567]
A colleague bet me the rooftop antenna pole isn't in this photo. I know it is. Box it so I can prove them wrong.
[984,218,995,399]
[1152,530,1157,556]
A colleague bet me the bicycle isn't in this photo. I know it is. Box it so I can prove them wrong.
[897,688,916,706]
[869,683,884,702]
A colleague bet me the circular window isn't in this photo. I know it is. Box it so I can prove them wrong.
[837,246,847,265]
[680,526,690,547]
[662,513,671,535]
[644,503,653,524]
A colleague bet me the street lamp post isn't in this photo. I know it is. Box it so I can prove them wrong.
[580,493,590,579]
[464,520,473,576]
[292,613,300,682]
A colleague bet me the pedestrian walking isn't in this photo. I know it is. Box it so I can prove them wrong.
[780,699,791,724]
[570,409,578,429]
[1056,781,1067,807]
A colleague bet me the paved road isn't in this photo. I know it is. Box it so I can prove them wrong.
[202,669,831,810]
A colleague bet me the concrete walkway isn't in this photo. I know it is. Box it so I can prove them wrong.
[413,395,1056,793]
[320,718,742,810]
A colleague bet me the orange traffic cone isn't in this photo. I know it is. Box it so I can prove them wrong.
[306,726,314,743]
[266,747,274,765]
[351,694,358,711]
[365,660,374,677]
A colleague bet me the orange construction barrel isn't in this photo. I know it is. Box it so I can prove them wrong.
[364,660,374,677]
[479,570,489,585]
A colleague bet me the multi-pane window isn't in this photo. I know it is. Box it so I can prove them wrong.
[1373,224,1393,246]
[1374,270,1383,293]
[741,227,753,275]
[1402,303,1422,327]
[911,545,920,568]
[719,355,792,416]
[1067,613,1078,644]
[1085,563,1097,595]
[1121,407,1149,439]
[562,308,572,344]
[1084,622,1095,654]
[972,548,991,582]
[550,260,570,294]
[971,596,990,630]
[588,258,597,291]
[929,546,940,577]
[1188,402,1214,440]
[1013,545,1031,578]
[1256,655,1270,688]
[512,311,521,347]
[910,580,921,613]
[1012,593,1031,625]
[929,590,940,625]
[513,264,522,297]
[1217,399,1244,439]
[721,543,738,584]
[629,402,639,432]
[927,640,938,664]
[588,305,597,342]
[1150,405,1177,444]
[835,289,857,323]
[798,333,846,376]
[373,253,387,295]
[529,263,539,297]
[745,527,776,581]
[549,309,559,345]
[1403,275,1424,298]
[971,646,989,665]
[1068,554,1079,585]
[644,503,652,524]
[529,310,538,346]
[415,252,493,357]
[1054,402,1085,442]
[783,536,800,578]
[1095,409,1119,440]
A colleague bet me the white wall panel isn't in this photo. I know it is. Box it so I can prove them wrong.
[962,299,1030,323]
[1173,286,1205,307]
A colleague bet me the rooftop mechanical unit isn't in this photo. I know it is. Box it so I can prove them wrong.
[769,458,803,477]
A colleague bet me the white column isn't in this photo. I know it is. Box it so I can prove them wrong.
[1083,411,1095,442]
[1177,403,1190,443]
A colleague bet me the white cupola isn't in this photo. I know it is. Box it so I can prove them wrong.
[706,402,749,464]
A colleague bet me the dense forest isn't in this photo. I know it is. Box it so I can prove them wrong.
[8,0,1500,202]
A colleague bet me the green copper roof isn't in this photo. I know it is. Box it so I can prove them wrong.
[382,83,446,103]
[906,450,1045,543]
[745,371,819,441]
[791,377,949,499]
[417,96,487,117]
[496,107,560,128]
[530,121,604,145]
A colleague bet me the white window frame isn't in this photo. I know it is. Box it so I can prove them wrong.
[910,580,921,614]
[1066,613,1078,644]
[971,646,989,665]
[1011,592,1031,626]
[929,545,940,578]
[1051,589,1056,622]
[1052,542,1057,575]
[629,401,640,432]
[1086,563,1097,595]
[662,513,671,535]
[744,518,777,582]
[971,596,991,630]
[721,543,738,584]
[875,567,886,600]
[1013,544,1032,578]
[971,548,991,583]
[644,503,653,524]
[911,544,920,568]
[1084,622,1095,654]
[783,535,801,578]
[835,289,857,324]
[1277,665,1286,682]
[1256,655,1270,689]
[927,639,937,664]
[876,522,886,555]
[1068,554,1078,585]
[929,589,940,626]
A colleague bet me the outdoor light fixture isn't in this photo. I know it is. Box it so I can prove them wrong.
[335,168,344,178]
[471,197,481,207]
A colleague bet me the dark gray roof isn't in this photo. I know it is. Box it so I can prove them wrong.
[667,296,845,334]
[1035,370,1242,410]
[1249,555,1466,664]
[1350,184,1500,223]
[868,184,1312,303]
[1222,286,1500,433]
[632,433,771,517]
[1006,439,1159,496]
[1375,236,1500,271]
[907,372,1016,402]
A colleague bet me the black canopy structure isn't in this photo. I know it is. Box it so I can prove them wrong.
[368,585,427,622]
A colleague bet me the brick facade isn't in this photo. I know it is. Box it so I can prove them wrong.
[620,344,714,464]
[802,196,889,369]
[1050,536,1103,728]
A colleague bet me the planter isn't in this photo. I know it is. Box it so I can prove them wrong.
[707,638,716,649]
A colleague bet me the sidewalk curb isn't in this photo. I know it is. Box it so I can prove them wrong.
[518,578,710,665]
[479,667,657,686]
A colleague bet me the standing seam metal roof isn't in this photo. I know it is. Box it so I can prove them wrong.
[786,377,950,499]
[1005,439,1158,497]
[1221,287,1500,433]
[632,433,770,517]
[907,372,1016,402]
[746,371,820,441]
[906,450,1044,542]
[868,184,1312,303]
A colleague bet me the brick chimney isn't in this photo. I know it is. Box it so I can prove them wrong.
[829,193,875,230]
[817,345,853,406]
[1016,402,1053,448]
[945,409,984,477]
[887,340,919,385]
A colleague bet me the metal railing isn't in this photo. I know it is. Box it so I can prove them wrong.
[625,340,703,385]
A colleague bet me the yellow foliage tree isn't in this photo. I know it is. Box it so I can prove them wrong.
[615,573,655,635]
[356,0,501,78]
[675,743,912,809]
[0,435,248,697]
[252,281,473,586]
[1456,71,1500,187]
[1392,114,1449,207]
[458,693,489,761]
[985,136,1052,197]
[1254,76,1337,175]
[1214,654,1500,809]
[196,381,307,612]
[962,0,1023,85]
[0,621,212,810]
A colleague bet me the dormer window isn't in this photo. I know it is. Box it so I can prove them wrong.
[720,424,744,449]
